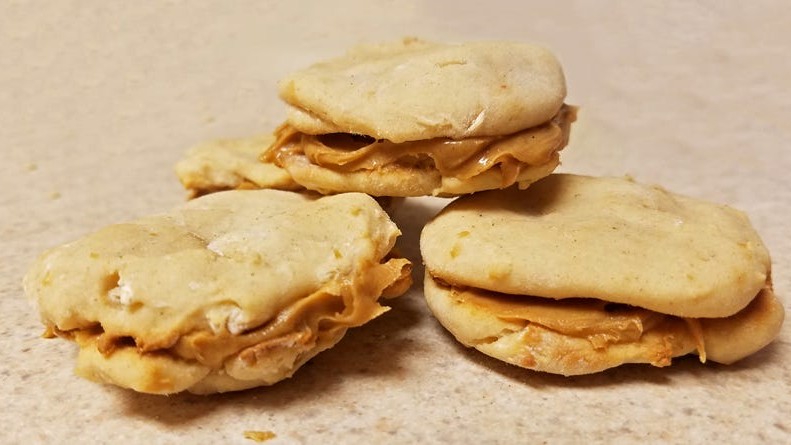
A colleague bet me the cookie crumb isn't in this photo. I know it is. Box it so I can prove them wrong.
[243,430,276,442]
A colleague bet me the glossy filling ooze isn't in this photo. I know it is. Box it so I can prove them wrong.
[49,256,411,392]
[432,274,779,372]
[433,277,712,365]
[264,105,576,187]
[25,190,413,393]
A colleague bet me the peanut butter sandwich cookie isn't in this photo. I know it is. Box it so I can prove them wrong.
[24,190,412,394]
[420,174,783,375]
[175,135,301,197]
[264,38,577,197]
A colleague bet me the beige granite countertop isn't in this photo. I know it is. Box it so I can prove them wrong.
[2,2,789,444]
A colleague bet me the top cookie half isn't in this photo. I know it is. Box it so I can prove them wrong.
[279,38,567,143]
[421,174,771,318]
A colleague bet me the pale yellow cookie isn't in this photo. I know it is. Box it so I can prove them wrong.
[699,284,785,364]
[175,135,300,197]
[25,190,411,394]
[421,174,770,318]
[420,174,782,374]
[264,39,575,197]
[280,38,566,142]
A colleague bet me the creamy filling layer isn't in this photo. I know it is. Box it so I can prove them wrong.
[443,281,706,359]
[264,105,577,186]
[47,257,412,373]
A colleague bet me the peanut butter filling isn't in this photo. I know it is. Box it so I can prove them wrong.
[53,257,412,372]
[447,283,706,358]
[264,104,576,186]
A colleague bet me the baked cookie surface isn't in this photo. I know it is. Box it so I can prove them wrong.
[24,190,411,394]
[420,174,782,374]
[422,174,770,317]
[265,39,575,197]
[280,38,567,142]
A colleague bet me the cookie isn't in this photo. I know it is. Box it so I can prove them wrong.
[420,174,782,374]
[175,135,300,197]
[264,38,576,197]
[24,190,412,394]
[279,38,567,142]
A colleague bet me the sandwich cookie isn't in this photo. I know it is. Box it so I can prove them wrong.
[420,174,783,375]
[264,38,576,197]
[174,135,404,213]
[24,190,412,394]
[175,135,300,198]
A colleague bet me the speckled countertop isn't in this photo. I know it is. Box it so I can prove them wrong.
[2,2,789,444]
